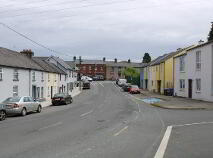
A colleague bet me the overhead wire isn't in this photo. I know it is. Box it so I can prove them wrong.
[0,22,74,58]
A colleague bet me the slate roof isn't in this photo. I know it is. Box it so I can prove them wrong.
[187,40,213,51]
[32,57,66,74]
[49,56,72,70]
[0,47,43,71]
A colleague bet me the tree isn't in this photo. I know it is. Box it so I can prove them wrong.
[122,67,140,85]
[142,53,151,63]
[207,22,213,42]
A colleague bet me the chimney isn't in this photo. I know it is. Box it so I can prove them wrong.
[73,56,76,61]
[198,40,204,45]
[103,57,106,62]
[114,58,117,63]
[20,49,34,58]
[128,59,131,63]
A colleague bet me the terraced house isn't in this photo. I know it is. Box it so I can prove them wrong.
[174,40,213,102]
[0,47,45,102]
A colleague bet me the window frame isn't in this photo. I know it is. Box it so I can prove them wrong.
[0,67,3,81]
[179,56,185,72]
[13,69,19,81]
[32,71,36,82]
[196,78,201,92]
[13,85,18,97]
[179,79,185,91]
[196,51,201,71]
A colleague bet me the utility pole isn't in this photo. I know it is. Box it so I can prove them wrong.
[78,56,82,81]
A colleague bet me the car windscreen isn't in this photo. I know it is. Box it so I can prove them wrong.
[3,97,21,103]
[131,85,139,88]
[53,93,66,97]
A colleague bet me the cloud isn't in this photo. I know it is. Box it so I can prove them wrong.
[0,0,213,61]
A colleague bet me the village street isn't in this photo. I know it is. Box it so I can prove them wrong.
[1,81,213,158]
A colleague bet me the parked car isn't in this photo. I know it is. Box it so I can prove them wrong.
[52,93,73,106]
[118,79,127,87]
[92,76,99,81]
[0,104,6,121]
[81,76,93,82]
[122,83,131,92]
[83,81,91,89]
[3,96,42,116]
[129,85,140,94]
[116,79,119,85]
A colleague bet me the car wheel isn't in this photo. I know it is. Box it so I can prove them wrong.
[37,105,42,113]
[21,108,27,116]
[0,110,6,121]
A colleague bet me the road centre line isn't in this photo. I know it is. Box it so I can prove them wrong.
[38,122,62,131]
[171,121,213,127]
[154,126,172,158]
[99,82,104,87]
[80,110,93,117]
[114,126,128,136]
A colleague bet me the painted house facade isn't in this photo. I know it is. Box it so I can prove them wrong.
[174,41,213,102]
[0,47,45,102]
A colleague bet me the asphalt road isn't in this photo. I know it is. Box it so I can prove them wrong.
[1,81,213,158]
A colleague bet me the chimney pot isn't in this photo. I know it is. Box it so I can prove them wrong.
[103,57,106,62]
[198,40,204,45]
[114,58,117,63]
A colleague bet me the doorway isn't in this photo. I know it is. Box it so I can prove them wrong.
[51,86,53,99]
[32,85,36,100]
[188,79,193,98]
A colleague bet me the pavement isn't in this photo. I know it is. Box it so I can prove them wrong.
[1,81,213,158]
[40,87,82,108]
[135,89,213,110]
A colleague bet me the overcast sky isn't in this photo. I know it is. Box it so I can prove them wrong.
[0,0,213,62]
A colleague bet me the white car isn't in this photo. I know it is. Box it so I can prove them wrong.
[81,76,93,82]
[118,79,127,86]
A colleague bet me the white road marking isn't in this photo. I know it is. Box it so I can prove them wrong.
[114,126,128,136]
[38,122,62,131]
[171,121,213,127]
[99,82,104,87]
[154,126,172,158]
[80,110,93,117]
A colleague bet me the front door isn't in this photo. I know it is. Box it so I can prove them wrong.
[157,80,161,93]
[32,86,36,100]
[188,79,193,98]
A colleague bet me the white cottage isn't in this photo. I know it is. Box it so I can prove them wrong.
[174,41,213,102]
[0,47,45,102]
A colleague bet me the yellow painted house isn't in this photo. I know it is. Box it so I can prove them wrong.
[148,55,167,93]
[157,47,193,94]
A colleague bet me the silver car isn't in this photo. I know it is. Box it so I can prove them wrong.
[3,96,42,116]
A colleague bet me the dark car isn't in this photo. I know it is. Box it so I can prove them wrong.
[83,81,91,89]
[0,104,6,121]
[122,83,131,92]
[52,93,73,106]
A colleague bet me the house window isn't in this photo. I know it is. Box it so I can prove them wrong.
[196,51,201,70]
[100,67,103,71]
[13,69,19,81]
[60,74,61,81]
[180,56,185,72]
[111,67,114,73]
[37,87,40,98]
[54,74,57,82]
[69,71,71,77]
[41,72,44,81]
[180,79,185,90]
[48,87,50,97]
[0,68,2,81]
[83,66,86,71]
[13,85,18,97]
[152,80,153,86]
[156,66,158,72]
[95,66,97,71]
[32,71,36,81]
[196,79,201,92]
[48,73,50,82]
[89,66,92,71]
[41,87,44,98]
[72,71,73,78]
[65,75,67,81]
